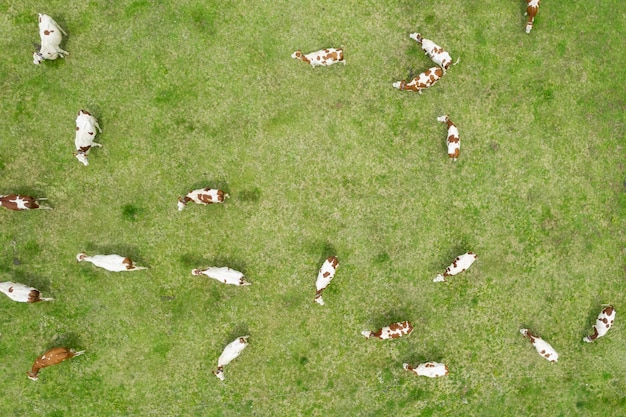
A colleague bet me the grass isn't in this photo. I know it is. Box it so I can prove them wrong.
[0,0,625,416]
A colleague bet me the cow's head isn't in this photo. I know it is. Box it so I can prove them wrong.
[76,252,87,262]
[27,371,39,381]
[191,269,203,276]
[213,367,225,381]
[74,151,89,166]
[392,81,405,90]
[33,51,44,65]
[409,33,423,43]
[437,115,450,123]
[291,51,303,60]
[177,197,187,211]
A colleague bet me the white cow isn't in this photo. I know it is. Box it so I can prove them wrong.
[409,33,453,72]
[214,336,249,380]
[192,267,251,286]
[403,362,449,378]
[437,115,460,161]
[583,306,616,343]
[76,252,148,272]
[361,321,414,340]
[291,48,345,68]
[434,252,477,282]
[33,14,69,65]
[178,188,229,211]
[0,282,54,303]
[74,110,102,166]
[314,256,338,305]
[520,328,558,362]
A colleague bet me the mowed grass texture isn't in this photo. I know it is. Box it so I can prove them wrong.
[0,0,624,416]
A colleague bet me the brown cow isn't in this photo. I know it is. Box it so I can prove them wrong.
[392,67,444,94]
[525,0,541,33]
[0,194,51,211]
[361,321,413,340]
[27,347,85,381]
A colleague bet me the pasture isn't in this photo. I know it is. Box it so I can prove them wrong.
[0,0,624,415]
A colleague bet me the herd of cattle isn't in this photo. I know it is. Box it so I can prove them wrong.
[1,0,617,385]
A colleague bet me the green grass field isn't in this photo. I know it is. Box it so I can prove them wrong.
[1,1,624,416]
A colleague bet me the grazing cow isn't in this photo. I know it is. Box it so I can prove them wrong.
[27,347,85,381]
[403,362,449,378]
[525,0,541,34]
[314,256,339,305]
[192,266,251,286]
[178,188,229,211]
[583,306,616,343]
[214,336,249,380]
[361,321,413,340]
[74,110,102,166]
[0,282,54,303]
[0,194,51,211]
[76,252,148,272]
[392,67,444,94]
[520,328,558,362]
[409,33,453,72]
[291,48,345,68]
[434,252,477,282]
[33,14,69,65]
[437,115,460,161]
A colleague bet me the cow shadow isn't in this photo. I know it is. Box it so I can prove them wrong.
[367,307,414,329]
[179,253,247,274]
[45,332,85,351]
[225,323,250,342]
[80,243,149,267]
[316,241,338,267]
[403,349,446,365]
[180,179,230,196]
[9,271,52,293]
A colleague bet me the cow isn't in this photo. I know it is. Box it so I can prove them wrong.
[178,188,229,211]
[76,252,148,272]
[33,14,69,65]
[392,67,444,94]
[434,252,477,282]
[437,115,460,161]
[409,33,453,72]
[314,256,338,305]
[27,347,85,381]
[520,328,558,362]
[192,266,251,286]
[525,0,541,34]
[403,362,449,378]
[291,48,345,68]
[583,306,616,343]
[74,110,102,166]
[0,282,54,303]
[214,336,249,380]
[361,321,413,340]
[0,194,51,211]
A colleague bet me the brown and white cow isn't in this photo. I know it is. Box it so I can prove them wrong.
[434,252,477,282]
[0,194,51,211]
[291,48,345,68]
[0,281,54,303]
[178,188,229,211]
[33,14,69,65]
[437,115,460,161]
[392,67,444,94]
[409,33,453,72]
[27,347,85,381]
[361,321,413,340]
[314,256,339,305]
[76,252,148,272]
[403,362,449,378]
[214,336,249,381]
[192,266,251,286]
[583,306,616,343]
[525,0,541,33]
[74,110,102,166]
[520,328,558,362]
